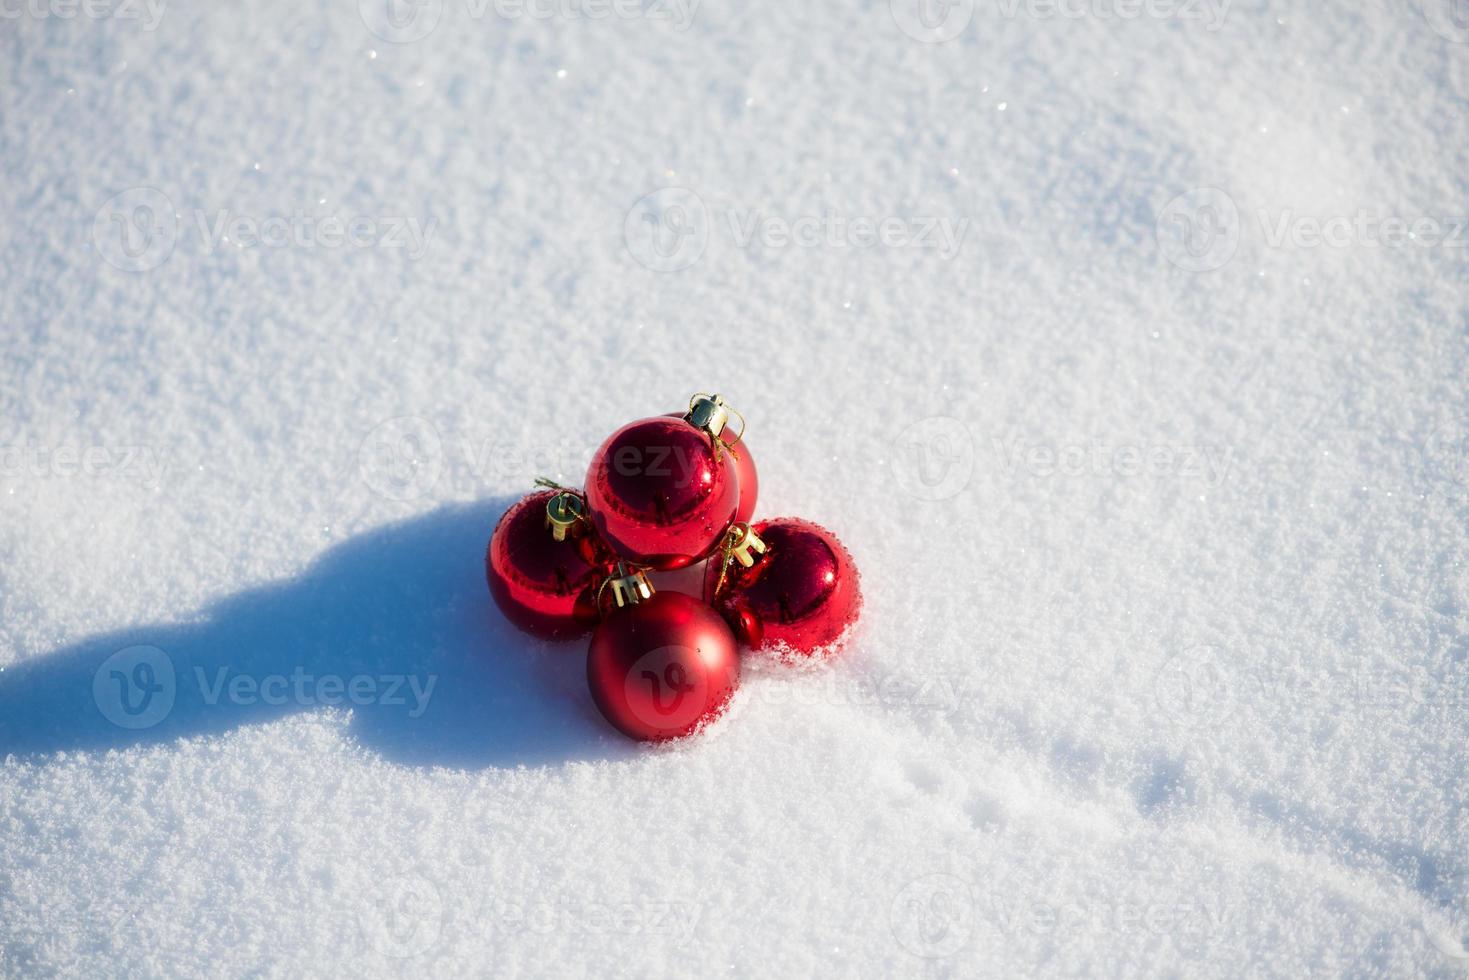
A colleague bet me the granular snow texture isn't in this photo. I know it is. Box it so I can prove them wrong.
[1,0,1467,976]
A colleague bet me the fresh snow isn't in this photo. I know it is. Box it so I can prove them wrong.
[1,0,1467,976]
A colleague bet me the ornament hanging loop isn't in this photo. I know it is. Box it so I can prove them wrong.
[686,392,746,460]
[722,405,747,449]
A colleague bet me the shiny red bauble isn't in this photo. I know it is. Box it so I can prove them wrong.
[726,439,758,525]
[704,518,861,656]
[485,490,610,641]
[586,591,740,741]
[585,416,740,570]
[664,411,758,525]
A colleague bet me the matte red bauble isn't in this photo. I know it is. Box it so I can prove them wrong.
[587,589,740,741]
[485,490,610,641]
[704,518,861,656]
[585,415,739,570]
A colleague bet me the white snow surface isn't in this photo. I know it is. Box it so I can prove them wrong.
[2,0,1468,976]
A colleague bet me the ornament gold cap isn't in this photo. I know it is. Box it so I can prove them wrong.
[686,393,731,440]
[544,490,586,543]
[602,562,655,610]
[709,521,766,599]
[725,522,766,568]
[686,392,747,461]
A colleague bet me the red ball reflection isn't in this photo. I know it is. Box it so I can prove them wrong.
[705,517,861,656]
[586,591,740,741]
[664,411,757,525]
[585,416,739,570]
[485,490,609,641]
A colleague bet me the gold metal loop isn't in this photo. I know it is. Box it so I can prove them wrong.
[722,405,747,449]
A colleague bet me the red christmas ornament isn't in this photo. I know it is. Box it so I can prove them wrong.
[727,437,758,526]
[586,572,740,741]
[485,489,611,641]
[585,395,741,570]
[704,518,861,656]
[664,410,757,525]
